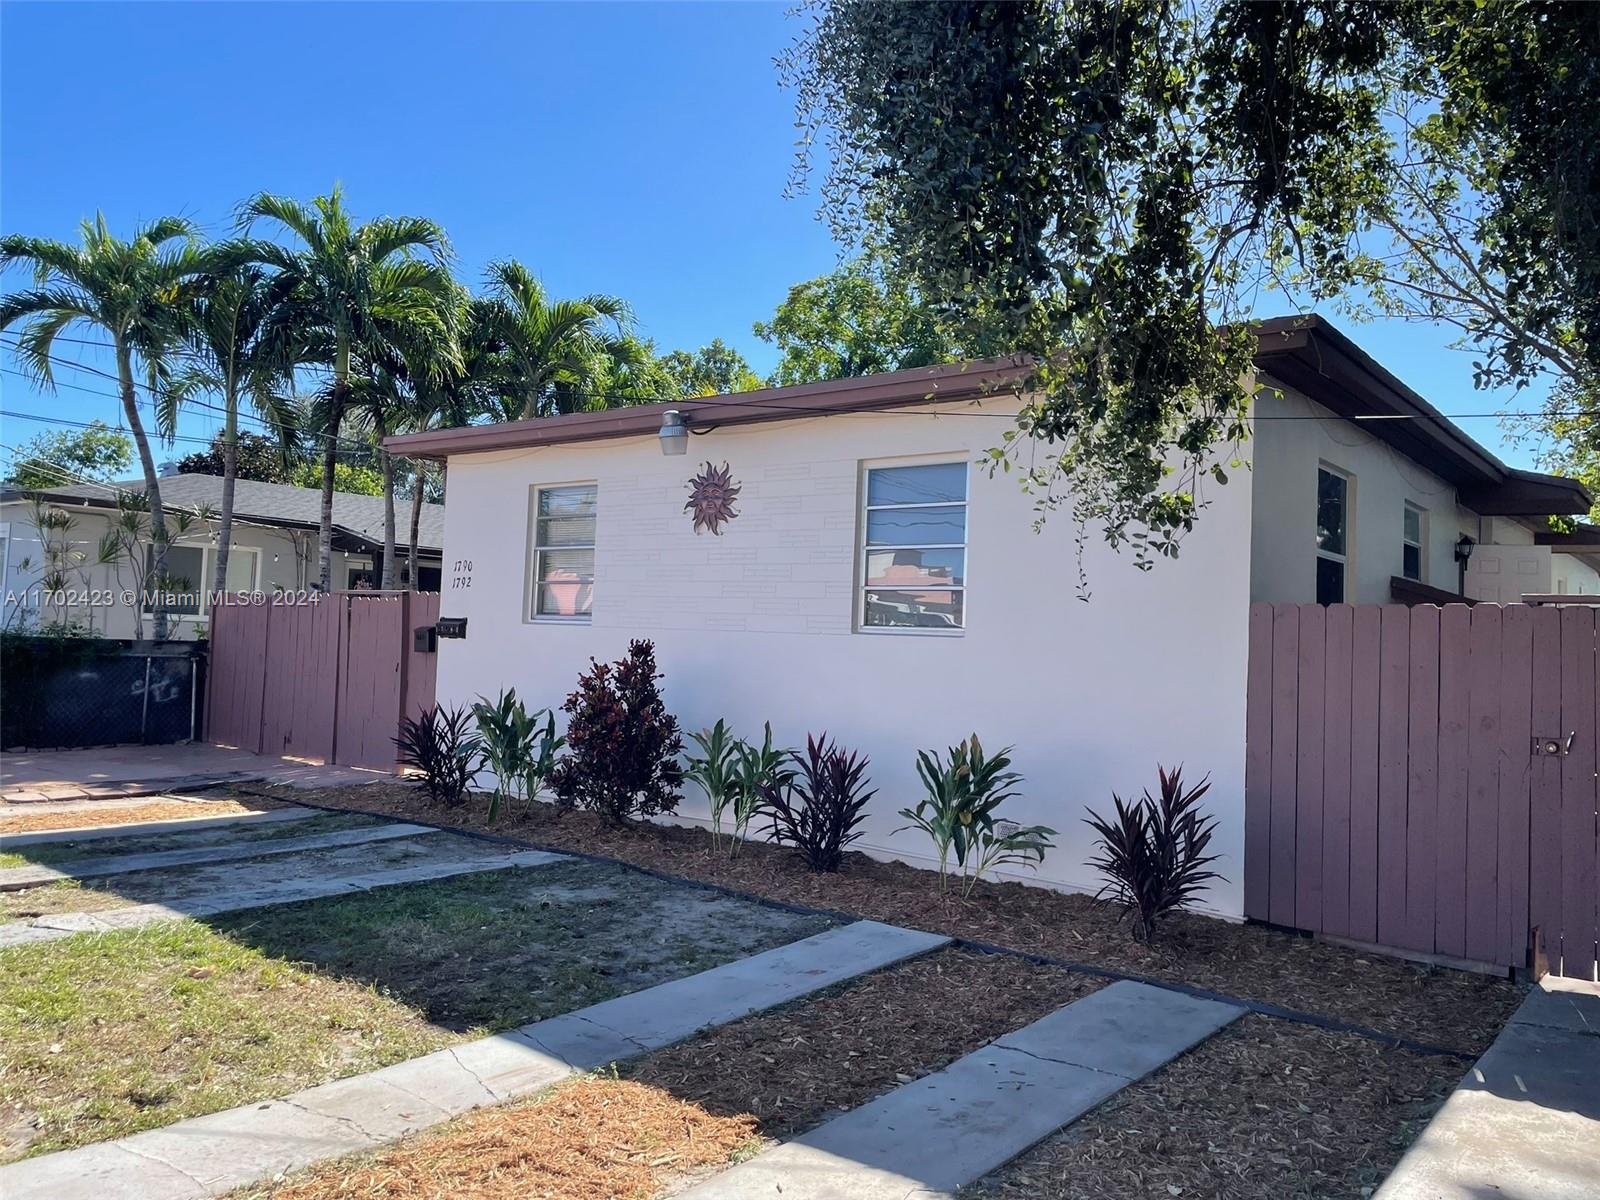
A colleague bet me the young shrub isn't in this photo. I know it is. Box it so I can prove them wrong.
[393,704,483,808]
[1083,765,1224,943]
[762,733,874,872]
[684,719,742,848]
[898,733,1056,897]
[549,639,684,823]
[730,722,793,856]
[471,688,564,823]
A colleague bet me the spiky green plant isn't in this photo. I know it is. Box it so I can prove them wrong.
[685,719,743,848]
[899,733,1055,897]
[730,722,794,856]
[470,687,562,823]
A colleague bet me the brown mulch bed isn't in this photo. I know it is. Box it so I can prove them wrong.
[231,781,1523,1055]
[968,1014,1464,1200]
[626,946,1098,1139]
[259,1078,757,1200]
[0,797,275,835]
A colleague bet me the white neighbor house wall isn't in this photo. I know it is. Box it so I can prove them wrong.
[1249,382,1476,604]
[432,399,1254,918]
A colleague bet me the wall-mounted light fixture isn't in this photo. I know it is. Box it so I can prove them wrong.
[1454,533,1476,595]
[659,409,689,456]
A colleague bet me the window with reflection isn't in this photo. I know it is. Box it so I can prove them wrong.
[860,460,967,631]
[529,484,596,620]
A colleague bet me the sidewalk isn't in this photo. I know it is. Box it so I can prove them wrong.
[0,743,388,804]
[1377,975,1600,1200]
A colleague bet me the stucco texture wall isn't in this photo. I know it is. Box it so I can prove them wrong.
[432,400,1254,917]
[1249,381,1473,604]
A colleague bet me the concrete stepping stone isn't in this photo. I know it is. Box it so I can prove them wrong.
[0,919,949,1200]
[0,805,318,849]
[0,848,566,949]
[1376,978,1600,1200]
[679,979,1245,1200]
[0,822,437,891]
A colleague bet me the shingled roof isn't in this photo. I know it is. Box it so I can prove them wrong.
[4,473,446,553]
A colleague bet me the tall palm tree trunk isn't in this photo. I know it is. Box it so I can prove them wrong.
[212,384,238,596]
[379,446,397,590]
[407,467,425,591]
[117,339,170,640]
[318,339,349,592]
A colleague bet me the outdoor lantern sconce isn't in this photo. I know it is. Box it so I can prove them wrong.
[1454,533,1476,595]
[659,409,689,456]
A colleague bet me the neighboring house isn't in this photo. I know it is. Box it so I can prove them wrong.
[385,315,1591,918]
[0,473,446,640]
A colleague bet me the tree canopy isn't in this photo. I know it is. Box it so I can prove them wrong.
[6,421,133,489]
[783,0,1600,563]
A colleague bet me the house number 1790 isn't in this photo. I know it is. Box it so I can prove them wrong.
[451,559,473,590]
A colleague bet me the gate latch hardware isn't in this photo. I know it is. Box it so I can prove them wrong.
[1532,732,1576,757]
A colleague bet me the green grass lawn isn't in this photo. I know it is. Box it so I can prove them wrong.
[0,859,830,1160]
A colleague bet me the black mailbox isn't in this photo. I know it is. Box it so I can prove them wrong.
[436,617,469,639]
[413,625,438,653]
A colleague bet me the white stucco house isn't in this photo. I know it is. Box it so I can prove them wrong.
[387,315,1593,919]
[0,473,447,640]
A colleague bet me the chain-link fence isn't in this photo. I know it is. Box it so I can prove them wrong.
[1,637,206,750]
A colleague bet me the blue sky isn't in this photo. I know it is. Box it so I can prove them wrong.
[0,1,1550,472]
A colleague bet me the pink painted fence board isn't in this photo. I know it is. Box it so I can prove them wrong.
[207,593,440,772]
[1246,601,1600,980]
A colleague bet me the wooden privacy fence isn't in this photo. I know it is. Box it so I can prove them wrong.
[1245,602,1599,980]
[207,592,440,771]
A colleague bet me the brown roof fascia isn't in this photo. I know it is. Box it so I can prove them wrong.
[384,357,1035,460]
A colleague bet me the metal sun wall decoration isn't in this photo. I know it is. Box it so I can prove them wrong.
[685,461,741,535]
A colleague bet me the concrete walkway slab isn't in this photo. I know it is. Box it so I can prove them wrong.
[679,980,1244,1200]
[1377,977,1600,1200]
[0,743,392,803]
[0,920,949,1200]
[0,804,318,849]
[0,848,566,948]
[0,822,436,890]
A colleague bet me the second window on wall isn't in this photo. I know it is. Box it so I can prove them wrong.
[1316,466,1349,605]
[529,484,596,621]
[860,460,967,631]
[1402,502,1426,582]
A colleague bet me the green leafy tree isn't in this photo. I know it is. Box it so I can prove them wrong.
[168,265,298,594]
[754,257,952,386]
[659,338,763,396]
[477,259,633,420]
[290,459,383,497]
[784,1,1600,571]
[239,187,456,591]
[6,421,132,488]
[175,429,297,484]
[0,215,231,636]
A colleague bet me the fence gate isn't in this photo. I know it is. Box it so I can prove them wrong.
[1245,602,1598,980]
[207,592,440,771]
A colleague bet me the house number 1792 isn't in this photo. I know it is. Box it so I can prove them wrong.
[451,559,473,590]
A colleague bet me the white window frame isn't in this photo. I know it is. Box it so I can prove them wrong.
[856,454,968,636]
[143,543,260,619]
[1316,464,1352,605]
[526,482,597,624]
[1402,502,1427,583]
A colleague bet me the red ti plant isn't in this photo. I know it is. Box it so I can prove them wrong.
[762,733,875,872]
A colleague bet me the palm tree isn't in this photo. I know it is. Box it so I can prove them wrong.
[479,259,632,420]
[167,264,298,595]
[0,215,221,638]
[238,187,456,591]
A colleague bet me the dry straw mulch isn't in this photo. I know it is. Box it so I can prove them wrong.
[262,781,1522,1055]
[970,1014,1464,1200]
[265,1079,757,1200]
[0,797,270,835]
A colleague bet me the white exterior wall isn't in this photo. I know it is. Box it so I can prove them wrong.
[432,400,1254,917]
[1552,553,1600,596]
[0,499,366,640]
[1249,383,1474,604]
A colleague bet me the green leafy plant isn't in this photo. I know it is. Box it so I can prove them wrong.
[762,733,874,872]
[1084,766,1224,943]
[393,705,483,808]
[684,719,743,848]
[730,722,794,856]
[898,733,1056,898]
[470,688,563,823]
[549,640,683,824]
